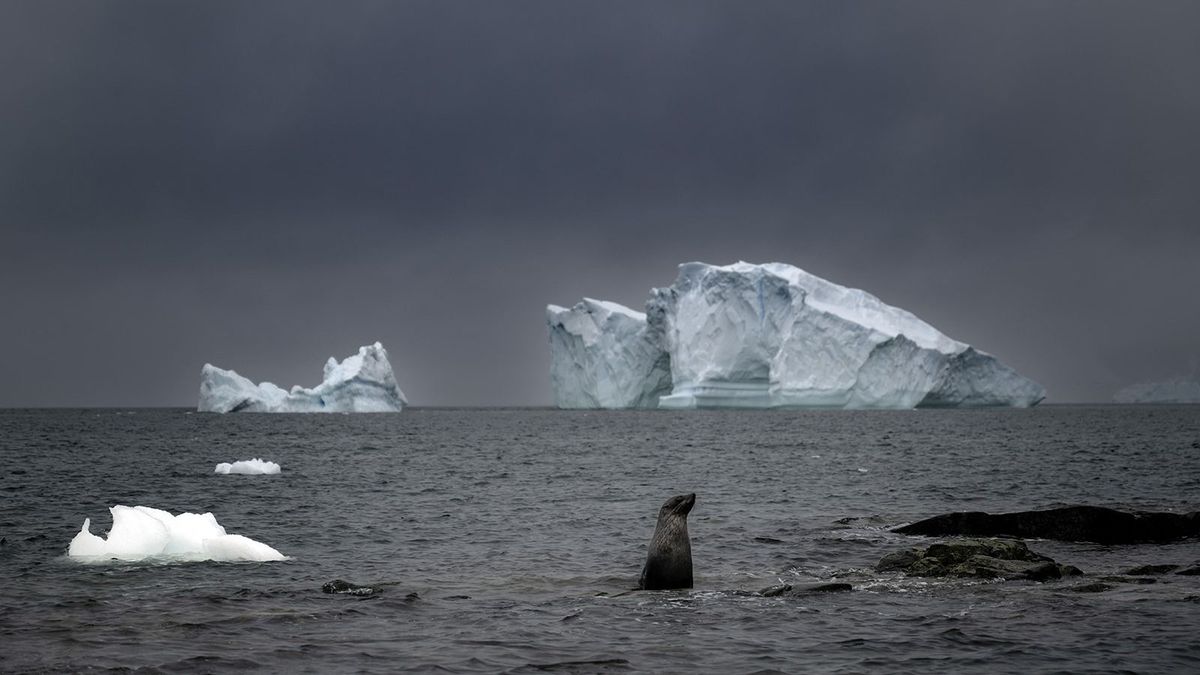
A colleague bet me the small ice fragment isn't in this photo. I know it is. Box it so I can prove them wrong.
[214,458,281,475]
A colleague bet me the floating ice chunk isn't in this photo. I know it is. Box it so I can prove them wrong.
[68,505,285,562]
[214,458,281,475]
[201,534,287,562]
[198,342,407,413]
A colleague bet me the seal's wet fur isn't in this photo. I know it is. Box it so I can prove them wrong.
[639,493,695,590]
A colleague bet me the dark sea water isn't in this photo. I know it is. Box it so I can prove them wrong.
[2,406,1199,673]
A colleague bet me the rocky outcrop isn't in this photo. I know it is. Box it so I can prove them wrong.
[876,538,1082,580]
[894,506,1200,544]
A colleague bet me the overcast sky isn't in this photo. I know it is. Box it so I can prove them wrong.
[2,1,1197,406]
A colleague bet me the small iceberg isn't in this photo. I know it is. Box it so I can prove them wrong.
[215,458,281,475]
[68,505,285,562]
[198,342,407,413]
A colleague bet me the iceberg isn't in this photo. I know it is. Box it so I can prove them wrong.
[198,342,406,413]
[1113,376,1200,403]
[215,458,281,475]
[546,299,672,408]
[547,262,1044,409]
[68,505,285,562]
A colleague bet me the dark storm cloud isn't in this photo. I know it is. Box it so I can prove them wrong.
[1,1,1198,405]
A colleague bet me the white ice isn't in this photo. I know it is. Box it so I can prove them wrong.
[548,261,1045,409]
[198,342,407,413]
[214,458,281,475]
[546,299,671,408]
[68,505,285,562]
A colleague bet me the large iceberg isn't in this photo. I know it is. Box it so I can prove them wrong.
[547,262,1044,409]
[1113,376,1200,403]
[546,299,672,408]
[198,342,406,413]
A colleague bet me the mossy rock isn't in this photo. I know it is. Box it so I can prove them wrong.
[877,537,1079,580]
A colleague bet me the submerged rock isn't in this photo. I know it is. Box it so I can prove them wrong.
[894,506,1200,544]
[876,538,1081,580]
[1067,582,1114,593]
[321,579,413,599]
[759,582,853,597]
[1124,564,1180,576]
[322,579,377,596]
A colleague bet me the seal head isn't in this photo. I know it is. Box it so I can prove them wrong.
[638,493,696,590]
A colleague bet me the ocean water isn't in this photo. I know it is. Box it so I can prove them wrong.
[2,406,1199,673]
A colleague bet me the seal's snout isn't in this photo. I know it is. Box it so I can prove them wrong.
[673,493,696,516]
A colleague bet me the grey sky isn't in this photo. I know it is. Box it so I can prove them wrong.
[2,1,1197,406]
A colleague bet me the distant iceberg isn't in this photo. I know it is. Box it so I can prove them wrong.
[68,505,285,562]
[1113,376,1200,404]
[215,458,281,475]
[547,262,1045,409]
[198,342,406,413]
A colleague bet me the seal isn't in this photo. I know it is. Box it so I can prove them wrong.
[638,493,696,590]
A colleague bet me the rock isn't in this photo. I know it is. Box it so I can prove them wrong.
[876,548,923,572]
[924,538,1049,565]
[1100,576,1157,585]
[907,557,948,577]
[894,506,1200,544]
[951,555,1037,579]
[1021,562,1066,582]
[322,579,377,596]
[1124,564,1180,575]
[759,584,790,597]
[876,538,1079,580]
[806,582,853,593]
[321,579,414,597]
[759,582,852,597]
[1068,582,1114,593]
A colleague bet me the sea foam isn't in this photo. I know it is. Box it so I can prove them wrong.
[214,458,281,475]
[68,505,285,562]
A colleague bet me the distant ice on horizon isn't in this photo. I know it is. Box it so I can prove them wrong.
[1114,375,1200,404]
[215,458,281,475]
